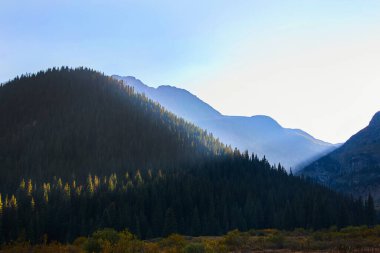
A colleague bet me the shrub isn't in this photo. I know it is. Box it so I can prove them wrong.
[160,234,186,253]
[223,229,249,250]
[267,234,285,249]
[73,236,87,247]
[92,228,120,245]
[203,239,227,253]
[183,243,205,253]
[83,238,101,253]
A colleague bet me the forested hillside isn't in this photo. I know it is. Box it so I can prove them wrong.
[299,111,380,208]
[0,68,372,244]
[0,67,227,192]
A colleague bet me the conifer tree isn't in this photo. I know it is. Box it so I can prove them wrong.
[27,179,33,196]
[163,208,177,236]
[64,183,71,199]
[0,194,2,216]
[31,197,35,210]
[10,195,17,209]
[365,193,375,227]
[87,174,94,195]
[191,207,201,236]
[19,179,26,191]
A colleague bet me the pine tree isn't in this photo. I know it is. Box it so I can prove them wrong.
[163,208,177,236]
[31,197,35,210]
[43,183,50,203]
[87,174,94,195]
[135,170,143,185]
[0,193,2,244]
[57,178,63,190]
[108,174,117,191]
[64,183,71,199]
[365,193,375,227]
[19,179,26,191]
[27,179,33,196]
[191,207,201,236]
[0,194,2,216]
[10,195,17,209]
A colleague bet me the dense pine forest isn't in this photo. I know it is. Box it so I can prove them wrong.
[0,68,374,244]
[0,67,227,191]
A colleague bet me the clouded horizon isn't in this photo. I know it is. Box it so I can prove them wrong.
[1,0,380,143]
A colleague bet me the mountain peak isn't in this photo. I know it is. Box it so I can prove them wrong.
[251,114,274,120]
[112,75,153,95]
[369,111,380,126]
[112,75,145,85]
[157,85,190,93]
[250,115,282,128]
[113,75,222,121]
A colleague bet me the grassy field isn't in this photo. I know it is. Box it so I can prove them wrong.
[1,226,380,253]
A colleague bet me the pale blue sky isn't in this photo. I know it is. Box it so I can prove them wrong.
[1,0,380,143]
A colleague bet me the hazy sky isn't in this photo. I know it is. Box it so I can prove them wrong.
[1,0,380,143]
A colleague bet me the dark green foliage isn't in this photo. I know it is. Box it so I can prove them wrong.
[183,243,205,253]
[0,68,372,243]
[5,226,380,253]
[0,67,228,192]
[366,194,376,227]
[0,155,370,243]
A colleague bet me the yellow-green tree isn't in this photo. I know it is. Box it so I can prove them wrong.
[64,183,71,199]
[27,179,33,196]
[0,193,3,216]
[19,179,26,191]
[10,195,17,209]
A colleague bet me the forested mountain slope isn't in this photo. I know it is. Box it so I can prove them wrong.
[299,111,380,208]
[0,68,372,243]
[0,67,227,191]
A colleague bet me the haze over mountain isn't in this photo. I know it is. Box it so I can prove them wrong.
[300,111,380,207]
[113,75,337,171]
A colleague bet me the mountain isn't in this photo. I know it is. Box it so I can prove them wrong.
[0,68,228,190]
[0,67,370,243]
[299,111,380,207]
[112,76,222,122]
[113,75,337,171]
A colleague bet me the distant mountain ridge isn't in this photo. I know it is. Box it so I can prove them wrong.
[113,75,337,171]
[113,76,222,122]
[299,111,380,207]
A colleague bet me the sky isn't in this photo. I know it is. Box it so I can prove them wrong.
[1,0,380,143]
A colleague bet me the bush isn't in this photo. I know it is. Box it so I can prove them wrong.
[202,239,228,253]
[183,243,205,253]
[83,238,101,253]
[72,236,87,247]
[160,234,186,253]
[292,227,309,236]
[92,228,120,245]
[223,229,249,250]
[248,229,265,236]
[267,234,285,249]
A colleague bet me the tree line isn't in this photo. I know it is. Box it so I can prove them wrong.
[0,152,374,243]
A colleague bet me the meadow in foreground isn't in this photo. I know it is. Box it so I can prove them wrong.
[1,225,380,253]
